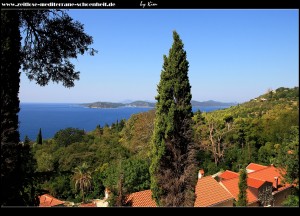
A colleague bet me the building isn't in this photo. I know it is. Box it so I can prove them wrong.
[124,163,293,207]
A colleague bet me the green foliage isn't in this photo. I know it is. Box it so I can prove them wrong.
[73,162,92,203]
[44,174,73,200]
[236,169,248,206]
[282,195,299,207]
[122,158,150,193]
[275,126,299,187]
[1,9,96,206]
[150,31,197,206]
[54,127,85,147]
[193,86,299,178]
[36,128,43,144]
[120,110,155,158]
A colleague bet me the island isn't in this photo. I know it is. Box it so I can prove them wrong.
[81,100,237,108]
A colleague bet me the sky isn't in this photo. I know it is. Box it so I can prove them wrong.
[19,9,299,103]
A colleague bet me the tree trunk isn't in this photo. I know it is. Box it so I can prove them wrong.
[1,10,22,206]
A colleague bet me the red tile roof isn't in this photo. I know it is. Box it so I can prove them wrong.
[247,177,266,189]
[124,163,292,207]
[125,190,157,207]
[220,178,258,204]
[194,176,234,207]
[246,163,267,172]
[39,194,64,207]
[248,165,288,188]
[219,170,239,180]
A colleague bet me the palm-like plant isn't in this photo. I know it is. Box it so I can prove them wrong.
[73,162,92,203]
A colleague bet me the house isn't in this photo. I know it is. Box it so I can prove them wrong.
[125,176,235,207]
[220,163,293,206]
[247,164,293,206]
[220,176,273,206]
[124,163,293,207]
[194,176,234,207]
[39,194,65,207]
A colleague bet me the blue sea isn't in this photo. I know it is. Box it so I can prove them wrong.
[19,103,229,141]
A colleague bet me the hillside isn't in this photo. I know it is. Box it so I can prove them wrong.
[191,100,236,107]
[31,86,298,206]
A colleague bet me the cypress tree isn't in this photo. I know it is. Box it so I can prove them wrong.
[36,128,43,145]
[150,31,197,206]
[236,169,248,206]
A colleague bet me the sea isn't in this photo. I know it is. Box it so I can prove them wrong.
[19,103,230,141]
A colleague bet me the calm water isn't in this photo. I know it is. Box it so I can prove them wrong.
[19,103,229,141]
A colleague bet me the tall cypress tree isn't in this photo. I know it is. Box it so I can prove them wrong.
[236,169,248,206]
[150,31,197,206]
[36,128,43,145]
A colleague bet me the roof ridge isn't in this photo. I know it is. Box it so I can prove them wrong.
[219,181,235,198]
[224,170,239,174]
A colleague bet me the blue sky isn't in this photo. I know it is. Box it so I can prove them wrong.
[19,9,299,103]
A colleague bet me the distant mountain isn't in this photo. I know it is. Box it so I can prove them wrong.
[191,100,237,107]
[127,101,156,107]
[82,100,236,108]
[82,102,124,108]
[82,101,155,108]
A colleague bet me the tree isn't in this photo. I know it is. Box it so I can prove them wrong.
[36,128,43,144]
[202,114,235,166]
[54,127,85,147]
[24,135,31,145]
[150,31,197,206]
[73,162,92,203]
[236,169,248,206]
[1,10,96,205]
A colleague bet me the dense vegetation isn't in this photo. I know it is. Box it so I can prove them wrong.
[18,86,300,206]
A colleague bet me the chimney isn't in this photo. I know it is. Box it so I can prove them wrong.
[274,177,278,189]
[104,188,111,200]
[198,169,204,179]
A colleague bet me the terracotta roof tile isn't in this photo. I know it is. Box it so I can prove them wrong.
[220,178,258,204]
[247,177,266,189]
[248,165,289,188]
[194,176,234,207]
[125,190,157,207]
[246,163,267,172]
[219,170,239,180]
[39,194,64,207]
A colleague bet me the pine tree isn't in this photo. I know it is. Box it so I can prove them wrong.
[36,128,43,145]
[1,10,96,206]
[150,31,197,206]
[236,169,248,206]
